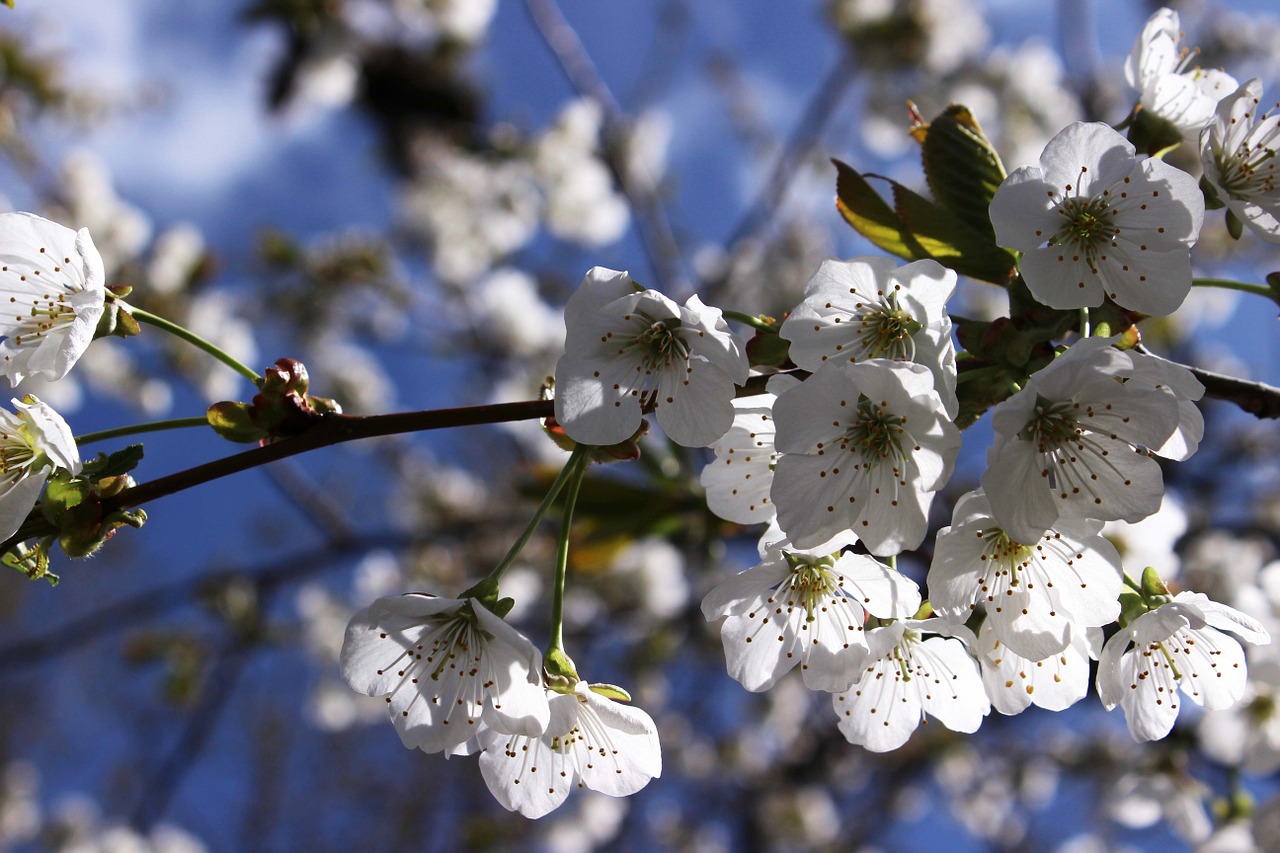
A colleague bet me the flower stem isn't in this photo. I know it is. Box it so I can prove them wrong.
[469,445,590,601]
[75,416,211,447]
[121,303,262,385]
[1191,278,1276,300]
[1079,307,1091,338]
[1123,572,1143,593]
[548,448,590,655]
[720,309,775,331]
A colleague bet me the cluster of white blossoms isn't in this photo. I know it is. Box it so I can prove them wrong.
[339,593,660,818]
[328,4,1280,824]
[0,212,101,540]
[533,5,1275,763]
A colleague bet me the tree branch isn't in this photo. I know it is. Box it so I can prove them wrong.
[1136,346,1280,419]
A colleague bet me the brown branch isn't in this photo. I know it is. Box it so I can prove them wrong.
[0,399,555,552]
[1136,346,1280,419]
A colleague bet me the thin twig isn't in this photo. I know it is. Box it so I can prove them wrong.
[0,532,404,672]
[718,48,857,254]
[523,0,688,294]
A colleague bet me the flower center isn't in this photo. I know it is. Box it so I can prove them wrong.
[629,315,689,370]
[977,526,1034,591]
[1217,136,1278,199]
[852,292,922,360]
[1051,195,1118,253]
[782,552,840,622]
[838,396,906,468]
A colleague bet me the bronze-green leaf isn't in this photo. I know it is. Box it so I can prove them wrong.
[911,104,1007,241]
[833,159,928,262]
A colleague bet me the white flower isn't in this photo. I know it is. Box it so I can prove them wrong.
[340,594,551,754]
[832,619,989,752]
[1097,591,1271,742]
[554,267,748,447]
[770,359,960,554]
[1201,78,1280,242]
[0,212,105,385]
[700,393,780,525]
[478,680,661,819]
[0,395,79,542]
[982,338,1194,544]
[780,256,958,416]
[1125,8,1238,135]
[701,531,920,693]
[989,121,1204,316]
[929,489,1123,661]
[978,620,1101,715]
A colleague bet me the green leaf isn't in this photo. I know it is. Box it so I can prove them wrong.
[912,104,1007,241]
[81,444,145,480]
[889,181,1017,283]
[41,471,89,517]
[834,160,1016,283]
[833,160,928,262]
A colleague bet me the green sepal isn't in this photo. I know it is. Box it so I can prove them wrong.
[94,299,141,340]
[911,104,1007,241]
[1226,208,1245,240]
[1141,566,1170,598]
[544,648,580,686]
[3,539,56,585]
[1127,107,1184,158]
[1119,591,1147,627]
[1200,175,1225,210]
[588,683,632,702]
[745,328,791,368]
[59,506,147,559]
[490,597,515,618]
[206,401,268,443]
[911,600,933,620]
[1267,273,1280,312]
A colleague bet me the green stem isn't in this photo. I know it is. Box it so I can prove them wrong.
[1079,306,1091,338]
[720,309,775,331]
[121,303,262,385]
[468,445,589,599]
[548,448,590,655]
[75,416,211,447]
[1192,278,1275,300]
[1123,572,1143,593]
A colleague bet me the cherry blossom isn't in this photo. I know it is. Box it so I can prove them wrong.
[477,680,661,819]
[779,256,958,416]
[700,394,778,525]
[982,338,1192,544]
[1125,7,1237,135]
[1097,591,1270,742]
[0,212,106,385]
[554,267,748,447]
[770,359,960,554]
[701,530,920,693]
[832,619,989,752]
[0,395,80,542]
[340,594,551,754]
[989,121,1204,316]
[929,489,1123,661]
[978,621,1101,715]
[1200,78,1280,242]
